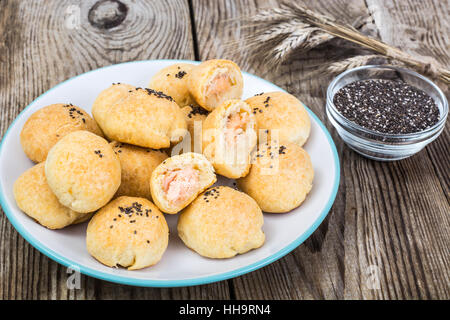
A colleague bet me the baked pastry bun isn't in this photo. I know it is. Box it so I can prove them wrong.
[98,87,187,149]
[245,91,311,147]
[45,131,121,213]
[177,186,265,258]
[148,63,195,107]
[111,141,168,200]
[20,104,103,163]
[188,59,243,111]
[13,163,89,229]
[202,99,257,179]
[150,152,216,214]
[237,141,314,213]
[170,104,209,155]
[72,212,94,224]
[92,83,135,128]
[86,196,169,270]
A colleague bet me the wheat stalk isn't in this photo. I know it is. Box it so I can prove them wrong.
[233,2,450,84]
[328,55,391,72]
[267,27,329,66]
[238,8,296,25]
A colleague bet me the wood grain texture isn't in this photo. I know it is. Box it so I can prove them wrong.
[0,0,229,300]
[191,0,449,300]
[0,0,449,299]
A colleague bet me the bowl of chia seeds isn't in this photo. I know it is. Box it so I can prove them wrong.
[326,65,448,161]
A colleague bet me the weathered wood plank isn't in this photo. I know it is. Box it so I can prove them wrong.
[0,0,230,300]
[191,0,450,300]
[1,0,448,300]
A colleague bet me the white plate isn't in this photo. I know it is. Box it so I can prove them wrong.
[0,60,340,287]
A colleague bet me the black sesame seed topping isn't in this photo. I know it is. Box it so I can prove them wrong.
[141,88,174,102]
[187,105,209,118]
[175,70,187,79]
[94,150,104,158]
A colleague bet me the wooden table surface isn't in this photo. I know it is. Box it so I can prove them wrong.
[0,0,448,300]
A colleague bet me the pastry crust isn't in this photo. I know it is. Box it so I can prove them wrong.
[170,104,209,155]
[92,83,135,129]
[245,91,311,147]
[86,196,169,270]
[188,59,243,111]
[45,131,121,213]
[177,186,265,258]
[111,141,168,200]
[237,141,314,213]
[202,99,257,179]
[13,163,89,229]
[72,212,94,224]
[150,152,216,214]
[20,104,103,163]
[148,63,195,107]
[98,87,187,149]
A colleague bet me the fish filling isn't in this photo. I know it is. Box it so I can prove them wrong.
[206,72,233,98]
[162,167,200,205]
[225,112,249,146]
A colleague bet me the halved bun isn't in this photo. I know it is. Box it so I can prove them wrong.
[188,59,243,111]
[150,152,216,214]
[202,99,257,179]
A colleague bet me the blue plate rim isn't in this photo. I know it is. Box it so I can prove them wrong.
[0,59,340,287]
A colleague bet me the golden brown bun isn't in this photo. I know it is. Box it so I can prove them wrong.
[245,92,311,147]
[202,99,257,179]
[188,59,243,111]
[178,186,265,258]
[86,196,169,270]
[98,88,187,149]
[72,212,94,224]
[150,152,216,214]
[20,104,103,163]
[111,141,168,200]
[148,63,195,107]
[92,83,135,129]
[170,105,209,155]
[237,141,314,213]
[13,163,89,229]
[45,131,121,213]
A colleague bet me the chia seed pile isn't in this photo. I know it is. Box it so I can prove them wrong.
[333,79,440,134]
